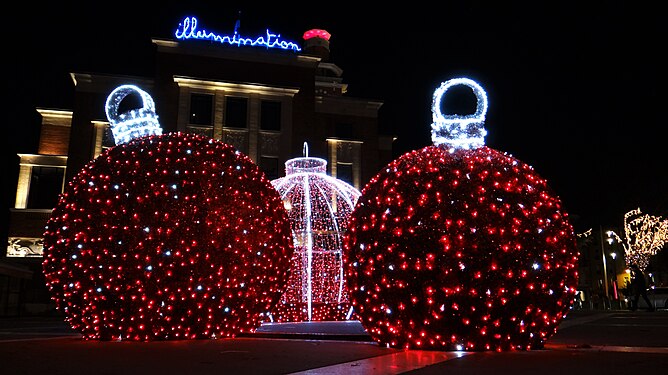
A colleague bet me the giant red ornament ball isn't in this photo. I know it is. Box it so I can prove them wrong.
[344,78,579,351]
[42,132,293,340]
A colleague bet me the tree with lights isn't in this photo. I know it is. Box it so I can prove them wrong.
[42,85,294,341]
[344,78,579,351]
[607,208,668,271]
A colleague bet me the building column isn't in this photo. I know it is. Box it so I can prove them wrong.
[91,122,106,158]
[214,91,225,141]
[352,142,361,189]
[177,88,190,132]
[328,139,338,178]
[248,96,259,162]
[15,164,32,209]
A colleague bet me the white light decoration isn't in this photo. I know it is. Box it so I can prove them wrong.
[270,143,361,322]
[105,85,162,145]
[431,77,488,152]
[175,16,301,52]
[607,208,668,271]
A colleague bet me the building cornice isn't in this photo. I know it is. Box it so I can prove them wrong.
[17,154,68,167]
[36,108,73,121]
[318,62,343,77]
[70,72,154,93]
[174,76,300,97]
[316,95,383,118]
[152,38,321,69]
[326,138,364,145]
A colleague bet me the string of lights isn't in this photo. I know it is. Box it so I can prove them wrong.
[42,86,294,341]
[104,85,162,145]
[270,143,361,322]
[607,208,668,271]
[344,78,579,351]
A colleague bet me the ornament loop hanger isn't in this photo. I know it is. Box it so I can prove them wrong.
[430,77,488,152]
[105,84,162,145]
[285,141,327,174]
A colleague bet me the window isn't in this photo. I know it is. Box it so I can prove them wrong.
[337,163,353,185]
[260,157,280,180]
[260,100,281,131]
[335,123,353,139]
[27,166,64,209]
[225,97,248,128]
[189,93,213,125]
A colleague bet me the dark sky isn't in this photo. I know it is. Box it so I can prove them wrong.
[6,2,666,234]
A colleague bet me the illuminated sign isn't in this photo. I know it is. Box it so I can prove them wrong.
[175,16,302,52]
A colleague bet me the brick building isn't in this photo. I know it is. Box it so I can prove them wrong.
[2,20,393,316]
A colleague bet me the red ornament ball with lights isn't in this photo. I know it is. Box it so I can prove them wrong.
[344,78,579,351]
[43,87,293,341]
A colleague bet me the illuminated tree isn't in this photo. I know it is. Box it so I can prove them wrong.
[344,78,579,351]
[607,208,668,271]
[270,144,361,322]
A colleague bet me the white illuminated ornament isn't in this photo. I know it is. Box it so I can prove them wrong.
[431,77,488,152]
[271,143,361,321]
[105,85,162,145]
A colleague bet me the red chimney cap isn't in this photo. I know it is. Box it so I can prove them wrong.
[303,29,331,41]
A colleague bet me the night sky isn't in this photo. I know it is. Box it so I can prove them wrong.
[6,2,665,235]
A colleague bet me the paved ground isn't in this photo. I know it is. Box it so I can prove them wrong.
[1,309,666,374]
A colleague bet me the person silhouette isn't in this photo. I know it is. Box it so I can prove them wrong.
[629,264,654,311]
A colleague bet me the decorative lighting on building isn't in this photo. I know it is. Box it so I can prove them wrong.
[344,78,579,351]
[175,16,301,52]
[303,29,331,41]
[270,143,361,322]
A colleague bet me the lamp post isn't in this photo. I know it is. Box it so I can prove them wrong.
[599,226,609,309]
[610,251,619,308]
[647,272,656,310]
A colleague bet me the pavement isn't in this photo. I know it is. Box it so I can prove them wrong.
[1,308,667,374]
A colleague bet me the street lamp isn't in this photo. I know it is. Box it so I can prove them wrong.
[610,251,619,308]
[599,227,610,308]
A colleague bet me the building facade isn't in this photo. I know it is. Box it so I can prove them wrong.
[3,24,393,316]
